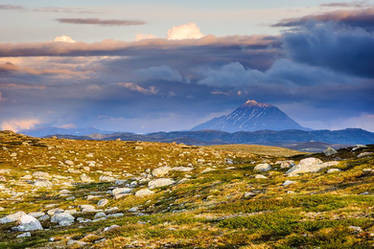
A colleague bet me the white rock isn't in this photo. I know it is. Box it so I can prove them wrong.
[17,232,31,238]
[65,160,74,166]
[135,188,154,197]
[152,166,171,177]
[47,208,64,216]
[148,178,175,189]
[32,171,50,179]
[357,152,373,158]
[80,173,92,182]
[286,158,338,176]
[254,163,272,172]
[255,174,267,179]
[278,160,295,169]
[327,168,341,174]
[51,212,74,226]
[86,153,94,158]
[201,168,214,173]
[99,175,116,182]
[103,224,120,232]
[112,187,132,199]
[33,180,52,188]
[128,207,138,212]
[28,212,45,218]
[97,199,109,207]
[171,167,194,172]
[14,214,43,231]
[324,147,338,156]
[94,212,106,219]
[79,205,97,213]
[0,211,26,224]
[282,180,296,186]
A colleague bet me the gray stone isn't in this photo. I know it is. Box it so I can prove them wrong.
[17,232,31,238]
[152,166,171,177]
[103,224,120,232]
[357,152,373,158]
[112,187,132,199]
[286,158,339,176]
[254,163,272,172]
[148,178,175,189]
[14,214,43,231]
[327,168,341,174]
[282,180,296,186]
[0,211,26,224]
[51,212,74,226]
[135,188,154,197]
[324,147,338,156]
[255,174,267,179]
[97,199,109,207]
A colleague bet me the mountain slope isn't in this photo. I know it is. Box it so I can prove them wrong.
[192,100,306,132]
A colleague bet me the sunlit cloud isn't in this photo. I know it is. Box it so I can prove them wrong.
[54,35,76,43]
[167,23,205,40]
[1,119,40,132]
[117,82,158,95]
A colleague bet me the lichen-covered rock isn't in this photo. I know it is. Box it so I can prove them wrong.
[0,211,26,224]
[152,166,171,177]
[324,147,338,156]
[254,163,272,172]
[286,158,338,176]
[112,187,132,199]
[14,214,43,231]
[135,188,154,197]
[51,212,75,226]
[148,178,175,189]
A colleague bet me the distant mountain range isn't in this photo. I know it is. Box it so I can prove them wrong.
[43,128,374,152]
[192,100,307,132]
[20,127,113,138]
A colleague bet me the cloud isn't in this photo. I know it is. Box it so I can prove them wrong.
[282,22,374,77]
[167,23,204,40]
[135,34,157,41]
[54,35,76,43]
[1,119,40,132]
[136,65,183,82]
[33,7,99,14]
[117,82,158,95]
[321,1,369,8]
[0,83,46,90]
[0,4,24,10]
[274,8,374,31]
[56,18,146,26]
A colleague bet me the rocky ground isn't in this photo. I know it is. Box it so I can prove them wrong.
[0,130,373,248]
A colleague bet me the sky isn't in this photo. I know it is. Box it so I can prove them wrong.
[0,0,374,133]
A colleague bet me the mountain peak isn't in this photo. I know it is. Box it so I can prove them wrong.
[242,99,271,108]
[192,100,308,132]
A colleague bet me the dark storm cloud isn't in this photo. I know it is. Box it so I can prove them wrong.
[56,18,146,26]
[274,8,374,31]
[282,22,374,78]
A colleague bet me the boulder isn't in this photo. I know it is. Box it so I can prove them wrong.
[14,214,43,231]
[278,160,295,169]
[152,166,171,177]
[112,187,132,199]
[99,175,116,182]
[97,199,109,207]
[51,212,75,226]
[282,180,296,186]
[148,178,175,189]
[0,211,26,224]
[255,174,267,179]
[324,147,338,156]
[357,152,373,158]
[135,188,154,197]
[254,163,272,172]
[171,167,194,172]
[79,205,97,213]
[327,168,341,174]
[17,232,31,238]
[286,158,338,176]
